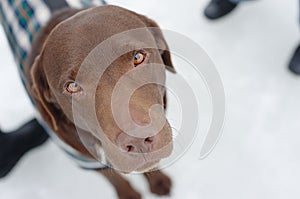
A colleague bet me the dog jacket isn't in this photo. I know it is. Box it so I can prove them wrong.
[0,0,109,170]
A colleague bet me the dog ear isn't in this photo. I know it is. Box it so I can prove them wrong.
[30,53,60,131]
[27,8,82,132]
[30,53,95,158]
[138,15,176,73]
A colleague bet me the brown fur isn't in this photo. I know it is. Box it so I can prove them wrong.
[25,5,175,198]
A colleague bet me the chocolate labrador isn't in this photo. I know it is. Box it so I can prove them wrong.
[0,1,175,199]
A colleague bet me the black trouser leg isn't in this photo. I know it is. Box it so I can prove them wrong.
[0,119,49,178]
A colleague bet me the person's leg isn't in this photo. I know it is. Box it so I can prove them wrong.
[204,0,248,20]
[288,0,300,75]
[288,46,300,75]
[0,119,49,178]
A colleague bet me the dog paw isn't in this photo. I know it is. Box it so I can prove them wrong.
[118,190,141,199]
[146,171,172,196]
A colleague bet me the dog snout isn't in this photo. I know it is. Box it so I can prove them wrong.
[129,104,152,126]
[116,132,156,153]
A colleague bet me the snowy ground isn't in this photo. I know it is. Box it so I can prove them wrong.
[1,0,300,198]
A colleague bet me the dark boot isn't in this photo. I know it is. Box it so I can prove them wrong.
[0,119,49,178]
[204,0,238,20]
[288,44,300,75]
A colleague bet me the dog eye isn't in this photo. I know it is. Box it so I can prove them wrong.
[133,52,145,66]
[66,82,82,94]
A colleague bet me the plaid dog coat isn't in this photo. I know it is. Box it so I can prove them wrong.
[0,0,109,170]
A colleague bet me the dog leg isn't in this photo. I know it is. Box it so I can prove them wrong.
[0,119,49,178]
[99,169,141,199]
[143,169,172,196]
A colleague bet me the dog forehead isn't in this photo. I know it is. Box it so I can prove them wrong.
[43,5,156,72]
[51,5,150,41]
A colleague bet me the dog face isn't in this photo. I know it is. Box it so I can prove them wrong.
[29,5,174,173]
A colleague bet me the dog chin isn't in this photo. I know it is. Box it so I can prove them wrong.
[110,159,160,174]
[134,160,160,173]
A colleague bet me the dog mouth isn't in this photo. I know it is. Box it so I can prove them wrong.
[104,150,169,173]
[91,122,173,173]
[94,142,162,173]
[121,143,173,173]
[122,146,172,173]
[134,160,160,173]
[119,159,160,174]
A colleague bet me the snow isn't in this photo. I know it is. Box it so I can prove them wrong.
[1,0,300,198]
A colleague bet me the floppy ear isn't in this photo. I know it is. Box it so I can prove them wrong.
[30,53,95,157]
[27,8,82,132]
[30,53,60,131]
[139,15,176,73]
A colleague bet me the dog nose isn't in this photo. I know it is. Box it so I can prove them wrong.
[116,132,156,153]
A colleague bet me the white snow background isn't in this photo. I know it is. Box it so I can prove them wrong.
[1,0,300,198]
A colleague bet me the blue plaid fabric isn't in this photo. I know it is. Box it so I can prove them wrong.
[0,0,107,82]
[0,0,108,170]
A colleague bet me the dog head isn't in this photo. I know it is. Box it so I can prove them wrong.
[29,5,175,173]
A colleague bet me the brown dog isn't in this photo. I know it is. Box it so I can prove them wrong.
[24,5,175,199]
